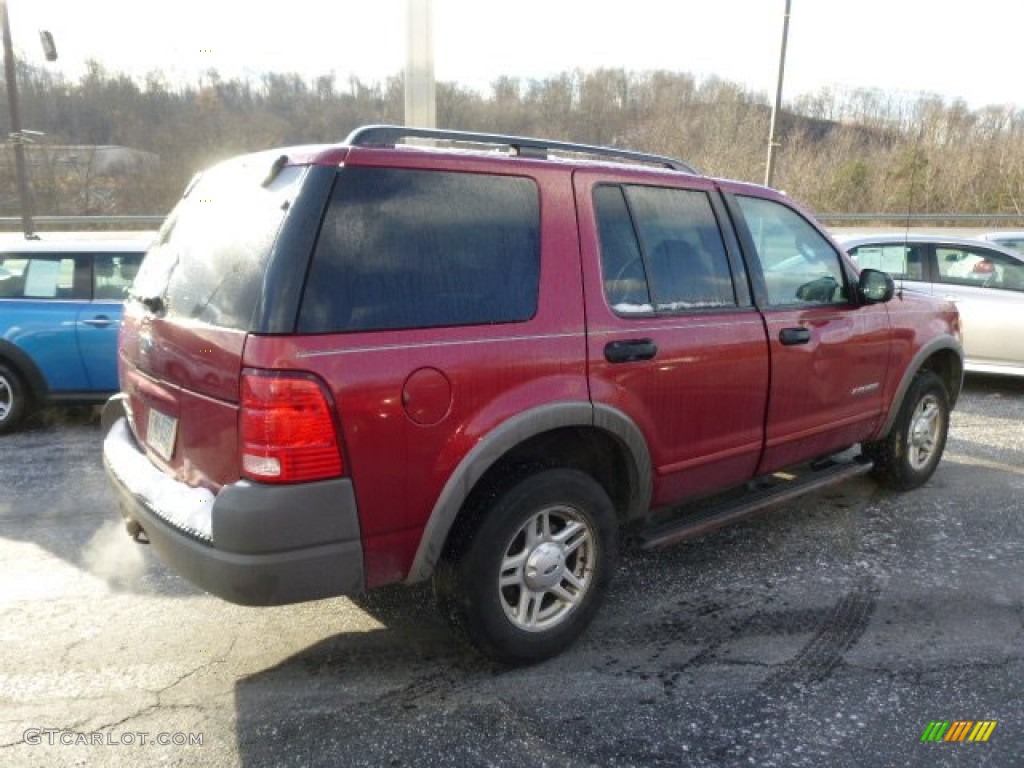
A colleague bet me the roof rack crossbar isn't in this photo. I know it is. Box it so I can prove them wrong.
[344,125,698,174]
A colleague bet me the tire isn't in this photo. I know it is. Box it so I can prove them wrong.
[0,362,29,435]
[434,468,618,665]
[863,370,950,491]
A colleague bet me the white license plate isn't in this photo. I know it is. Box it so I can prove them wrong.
[147,407,178,461]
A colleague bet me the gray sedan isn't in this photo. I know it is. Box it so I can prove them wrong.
[839,233,1024,377]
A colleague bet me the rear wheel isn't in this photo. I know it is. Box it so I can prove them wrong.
[864,370,949,491]
[0,363,29,434]
[435,468,618,664]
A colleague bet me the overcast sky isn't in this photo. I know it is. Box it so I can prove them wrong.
[8,0,1024,109]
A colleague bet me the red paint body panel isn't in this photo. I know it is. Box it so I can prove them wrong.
[118,301,246,489]
[757,302,892,473]
[574,170,771,505]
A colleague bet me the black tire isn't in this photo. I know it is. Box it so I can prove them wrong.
[0,362,29,435]
[434,468,618,665]
[863,370,950,491]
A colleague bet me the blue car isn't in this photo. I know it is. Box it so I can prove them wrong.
[0,238,148,433]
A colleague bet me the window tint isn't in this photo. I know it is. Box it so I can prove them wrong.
[135,160,304,329]
[93,253,143,300]
[736,195,847,306]
[594,186,650,313]
[936,246,1024,291]
[299,167,540,333]
[847,243,926,282]
[594,184,736,315]
[0,254,88,300]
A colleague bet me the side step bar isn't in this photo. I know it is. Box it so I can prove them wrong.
[635,455,874,550]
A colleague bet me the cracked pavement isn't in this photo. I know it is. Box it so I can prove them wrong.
[1,376,1022,767]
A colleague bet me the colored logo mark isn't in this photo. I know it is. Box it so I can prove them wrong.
[920,720,997,743]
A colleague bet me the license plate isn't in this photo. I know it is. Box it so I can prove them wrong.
[147,407,178,461]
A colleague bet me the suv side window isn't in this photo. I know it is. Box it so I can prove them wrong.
[736,195,848,306]
[595,184,737,315]
[299,167,540,333]
[0,254,89,300]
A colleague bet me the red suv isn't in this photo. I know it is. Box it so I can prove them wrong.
[102,126,963,663]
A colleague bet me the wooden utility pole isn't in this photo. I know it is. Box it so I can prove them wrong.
[1,0,37,238]
[764,0,792,188]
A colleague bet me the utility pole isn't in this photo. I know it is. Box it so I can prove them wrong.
[764,0,792,188]
[1,0,37,238]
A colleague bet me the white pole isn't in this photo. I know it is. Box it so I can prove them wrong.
[405,0,436,128]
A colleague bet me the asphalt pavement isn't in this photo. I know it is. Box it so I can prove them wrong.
[0,376,1021,767]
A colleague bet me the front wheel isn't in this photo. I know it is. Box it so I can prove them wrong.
[435,468,618,665]
[863,370,950,491]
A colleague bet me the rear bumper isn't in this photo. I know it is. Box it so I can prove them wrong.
[101,397,365,606]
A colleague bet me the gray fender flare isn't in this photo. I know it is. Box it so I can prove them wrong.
[405,401,652,583]
[876,337,963,439]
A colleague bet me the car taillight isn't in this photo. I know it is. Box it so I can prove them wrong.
[239,370,344,483]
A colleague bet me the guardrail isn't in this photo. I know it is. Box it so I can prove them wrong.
[0,215,165,231]
[818,213,1024,225]
[2,213,1023,233]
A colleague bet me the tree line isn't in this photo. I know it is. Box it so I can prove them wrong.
[3,61,1024,221]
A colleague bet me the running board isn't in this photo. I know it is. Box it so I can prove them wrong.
[635,455,874,550]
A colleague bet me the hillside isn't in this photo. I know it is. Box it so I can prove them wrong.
[3,63,1023,219]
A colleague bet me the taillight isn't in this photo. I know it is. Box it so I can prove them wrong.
[239,370,344,483]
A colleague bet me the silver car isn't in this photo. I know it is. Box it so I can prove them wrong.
[839,234,1024,377]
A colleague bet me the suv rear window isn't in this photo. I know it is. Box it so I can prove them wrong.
[132,159,305,329]
[298,167,540,333]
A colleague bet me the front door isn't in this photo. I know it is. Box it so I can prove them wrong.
[729,193,892,473]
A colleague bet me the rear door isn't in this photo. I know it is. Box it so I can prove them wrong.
[728,192,892,473]
[576,170,770,507]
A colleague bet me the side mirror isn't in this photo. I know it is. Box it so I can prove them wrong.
[858,268,894,304]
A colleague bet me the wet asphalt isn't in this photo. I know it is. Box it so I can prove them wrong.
[0,375,1021,767]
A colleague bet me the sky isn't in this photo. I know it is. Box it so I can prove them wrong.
[6,0,1024,110]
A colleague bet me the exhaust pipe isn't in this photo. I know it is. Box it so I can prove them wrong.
[124,518,150,545]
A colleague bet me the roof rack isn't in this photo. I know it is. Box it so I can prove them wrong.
[343,125,698,174]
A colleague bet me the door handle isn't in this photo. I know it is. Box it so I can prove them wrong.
[779,327,811,346]
[604,339,658,363]
[82,316,113,328]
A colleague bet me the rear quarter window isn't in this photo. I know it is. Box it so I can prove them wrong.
[298,167,540,333]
